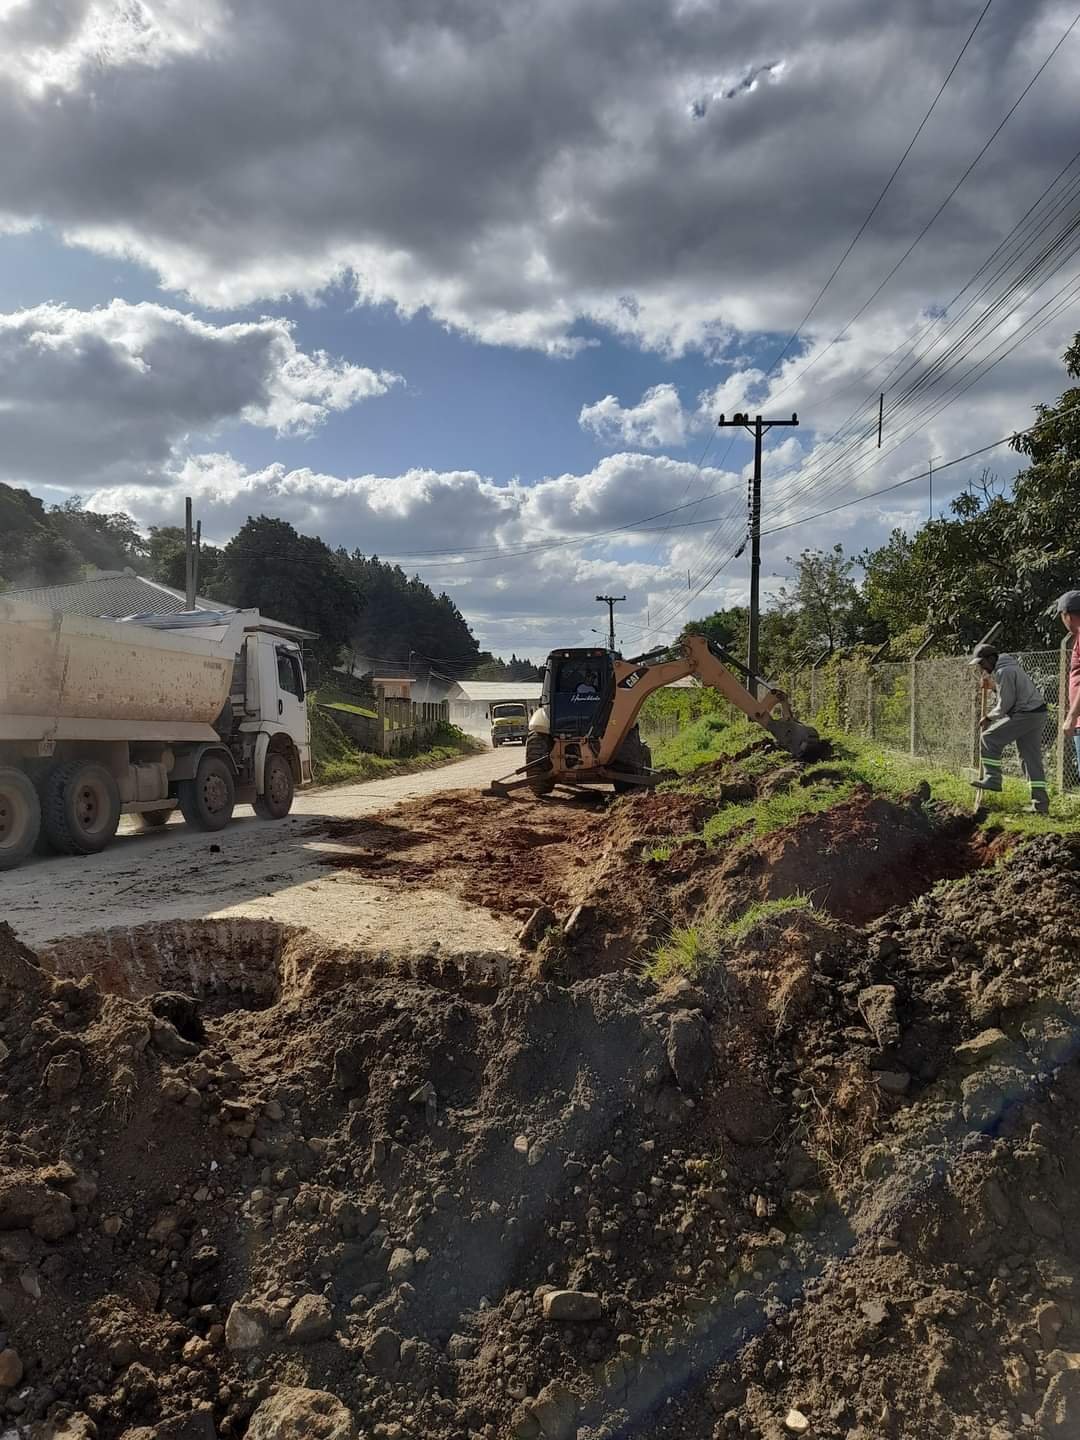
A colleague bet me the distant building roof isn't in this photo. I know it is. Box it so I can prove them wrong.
[3,570,216,619]
[447,680,544,703]
[3,570,316,640]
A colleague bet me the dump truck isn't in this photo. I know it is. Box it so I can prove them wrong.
[489,701,530,747]
[0,600,313,870]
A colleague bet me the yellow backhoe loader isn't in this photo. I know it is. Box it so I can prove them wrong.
[486,633,820,797]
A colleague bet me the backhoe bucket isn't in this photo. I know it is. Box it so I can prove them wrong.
[764,717,823,760]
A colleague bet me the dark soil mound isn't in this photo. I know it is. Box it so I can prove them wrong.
[5,836,1080,1439]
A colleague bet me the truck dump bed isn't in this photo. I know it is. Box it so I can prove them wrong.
[0,600,252,743]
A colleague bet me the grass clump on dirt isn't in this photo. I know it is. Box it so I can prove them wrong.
[702,776,853,844]
[722,894,813,941]
[647,922,725,982]
[310,704,482,786]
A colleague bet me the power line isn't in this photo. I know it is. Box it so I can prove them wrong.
[768,6,1080,404]
[766,0,995,379]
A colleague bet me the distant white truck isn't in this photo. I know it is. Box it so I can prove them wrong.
[0,600,313,870]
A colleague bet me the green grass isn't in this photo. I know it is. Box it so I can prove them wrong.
[309,704,482,786]
[647,923,723,982]
[722,894,813,942]
[651,713,760,775]
[653,708,1080,842]
[702,778,855,844]
[647,899,815,982]
[320,699,378,719]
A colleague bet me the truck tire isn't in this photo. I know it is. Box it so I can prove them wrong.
[178,754,236,832]
[525,733,555,797]
[42,761,121,856]
[253,752,294,820]
[0,767,41,871]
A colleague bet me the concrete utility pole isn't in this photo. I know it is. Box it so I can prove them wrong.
[717,412,799,692]
[595,594,625,653]
[184,497,195,611]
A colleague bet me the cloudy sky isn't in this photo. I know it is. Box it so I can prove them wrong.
[2,0,1078,659]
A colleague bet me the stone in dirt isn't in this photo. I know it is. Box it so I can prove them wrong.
[955,1028,1012,1066]
[666,1009,713,1093]
[530,1380,578,1440]
[0,1346,23,1387]
[541,1290,602,1322]
[363,1326,401,1375]
[857,985,900,1049]
[388,1246,415,1281]
[120,1413,216,1439]
[44,1050,82,1101]
[224,1300,271,1352]
[1037,1369,1080,1438]
[246,1386,357,1440]
[783,1410,811,1435]
[286,1292,335,1343]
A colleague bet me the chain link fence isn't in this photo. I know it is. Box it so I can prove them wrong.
[786,641,1079,793]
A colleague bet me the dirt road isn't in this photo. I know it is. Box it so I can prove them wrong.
[2,747,518,954]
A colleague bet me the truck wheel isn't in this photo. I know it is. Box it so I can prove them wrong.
[179,754,236,832]
[525,733,555,797]
[253,752,294,820]
[0,767,41,871]
[42,761,121,856]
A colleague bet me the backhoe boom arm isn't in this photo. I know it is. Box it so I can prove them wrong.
[598,634,816,765]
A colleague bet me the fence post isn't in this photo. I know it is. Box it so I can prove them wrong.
[1058,634,1070,794]
[376,686,387,755]
[866,670,875,739]
[908,634,937,758]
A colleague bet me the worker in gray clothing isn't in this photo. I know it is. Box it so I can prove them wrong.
[969,644,1049,814]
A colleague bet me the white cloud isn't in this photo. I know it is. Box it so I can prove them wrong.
[579,384,688,448]
[0,1,1074,354]
[0,300,400,485]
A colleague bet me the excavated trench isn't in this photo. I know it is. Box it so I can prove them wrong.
[36,917,514,1012]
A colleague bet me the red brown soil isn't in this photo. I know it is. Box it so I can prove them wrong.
[320,769,997,969]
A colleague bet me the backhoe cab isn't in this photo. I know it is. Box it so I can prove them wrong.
[486,634,820,798]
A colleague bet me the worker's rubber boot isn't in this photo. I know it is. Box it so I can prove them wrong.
[970,778,1002,794]
[1025,801,1050,816]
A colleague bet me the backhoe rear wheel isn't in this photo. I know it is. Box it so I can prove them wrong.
[612,727,649,795]
[525,733,555,797]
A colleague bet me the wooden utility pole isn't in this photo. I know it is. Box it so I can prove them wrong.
[595,594,625,653]
[717,411,800,691]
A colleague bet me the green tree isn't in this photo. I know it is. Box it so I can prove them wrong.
[778,545,861,656]
[211,516,362,665]
[146,526,224,595]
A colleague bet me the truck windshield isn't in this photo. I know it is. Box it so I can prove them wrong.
[492,704,526,719]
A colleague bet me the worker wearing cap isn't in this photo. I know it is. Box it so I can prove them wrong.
[970,645,1049,814]
[1054,591,1080,774]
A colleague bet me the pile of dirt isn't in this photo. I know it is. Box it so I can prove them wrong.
[5,830,1080,1439]
[319,758,996,972]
